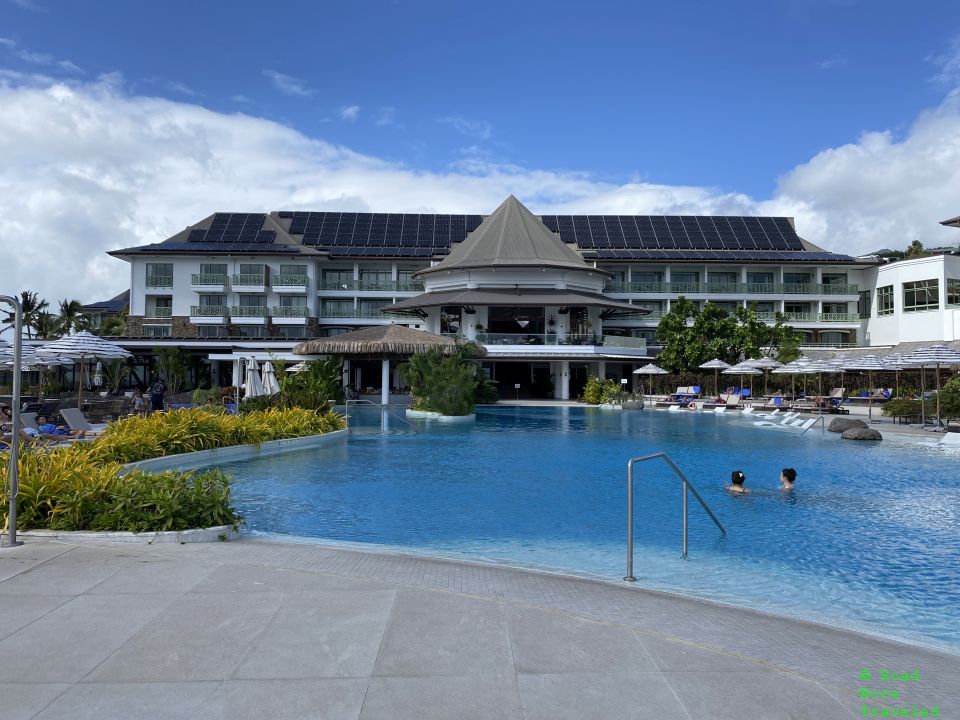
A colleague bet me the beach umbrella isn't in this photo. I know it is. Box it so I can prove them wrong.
[772,359,809,399]
[902,344,960,428]
[1,350,74,402]
[750,356,782,395]
[244,358,266,399]
[880,352,908,398]
[699,358,730,396]
[36,331,131,406]
[842,355,889,422]
[632,362,669,403]
[261,360,281,396]
[722,362,761,397]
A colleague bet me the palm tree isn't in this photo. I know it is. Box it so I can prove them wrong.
[95,307,128,337]
[34,312,60,339]
[1,290,50,339]
[56,299,89,335]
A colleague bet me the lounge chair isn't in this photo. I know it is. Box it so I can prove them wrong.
[713,407,727,414]
[59,408,106,436]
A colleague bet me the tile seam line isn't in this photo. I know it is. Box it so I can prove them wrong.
[0,543,77,585]
[357,588,398,718]
[503,605,527,720]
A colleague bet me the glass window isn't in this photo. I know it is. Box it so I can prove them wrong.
[146,263,173,277]
[397,268,419,282]
[707,272,738,283]
[200,263,227,275]
[631,271,663,283]
[239,263,264,275]
[746,272,773,284]
[633,301,664,312]
[709,301,739,312]
[822,302,848,314]
[748,302,775,313]
[947,279,960,307]
[323,269,353,286]
[238,295,266,307]
[440,306,462,333]
[902,279,939,312]
[783,272,811,284]
[142,325,171,338]
[821,273,848,285]
[153,296,172,308]
[877,285,894,316]
[274,326,309,339]
[359,269,392,287]
[199,294,226,307]
[320,327,352,337]
[197,325,228,337]
[322,300,355,315]
[279,295,308,307]
[279,264,307,275]
[671,271,699,284]
[236,326,266,338]
[858,290,871,318]
[785,302,812,314]
[358,299,385,315]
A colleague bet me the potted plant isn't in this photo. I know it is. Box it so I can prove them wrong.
[474,323,485,332]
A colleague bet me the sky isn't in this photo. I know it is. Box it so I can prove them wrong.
[1,0,960,307]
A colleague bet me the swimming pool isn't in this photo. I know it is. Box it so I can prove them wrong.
[223,406,960,652]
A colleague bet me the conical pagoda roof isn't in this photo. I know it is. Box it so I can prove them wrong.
[418,196,605,276]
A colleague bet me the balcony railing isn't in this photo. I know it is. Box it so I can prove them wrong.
[191,305,229,317]
[319,279,425,292]
[476,332,617,346]
[604,281,859,295]
[755,312,861,323]
[145,276,173,288]
[232,274,267,287]
[191,273,228,286]
[271,306,310,318]
[321,307,389,318]
[272,274,309,287]
[230,305,268,317]
[145,307,172,319]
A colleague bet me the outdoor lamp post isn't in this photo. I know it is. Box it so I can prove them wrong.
[1,294,24,548]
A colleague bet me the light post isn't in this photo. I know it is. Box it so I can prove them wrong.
[1,295,24,548]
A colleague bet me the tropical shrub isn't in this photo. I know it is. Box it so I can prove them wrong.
[580,376,621,404]
[475,375,500,404]
[241,358,344,413]
[880,398,936,418]
[399,342,483,416]
[939,376,960,419]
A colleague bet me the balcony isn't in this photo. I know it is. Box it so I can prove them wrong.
[144,307,172,319]
[271,305,310,324]
[475,332,647,357]
[321,307,390,319]
[755,312,861,324]
[190,273,229,291]
[232,274,268,291]
[604,281,859,296]
[272,274,309,292]
[145,275,173,289]
[190,305,229,324]
[230,305,268,324]
[318,279,424,292]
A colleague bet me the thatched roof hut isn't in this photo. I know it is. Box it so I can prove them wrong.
[292,324,486,358]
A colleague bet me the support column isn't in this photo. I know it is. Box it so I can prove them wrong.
[598,361,606,381]
[381,357,390,405]
[560,360,570,400]
[343,359,351,394]
[231,359,241,388]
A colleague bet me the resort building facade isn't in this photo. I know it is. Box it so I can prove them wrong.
[103,197,958,397]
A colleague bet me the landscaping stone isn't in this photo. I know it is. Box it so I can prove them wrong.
[828,417,868,433]
[840,427,883,441]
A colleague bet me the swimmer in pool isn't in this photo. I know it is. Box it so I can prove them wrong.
[727,470,748,494]
[780,467,796,490]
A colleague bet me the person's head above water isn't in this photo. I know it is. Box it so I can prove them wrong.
[780,468,797,487]
[730,470,746,486]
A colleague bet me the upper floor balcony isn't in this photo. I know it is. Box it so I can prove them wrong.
[603,281,859,296]
[271,305,310,324]
[232,273,268,292]
[190,304,229,323]
[145,275,173,290]
[318,279,424,293]
[230,305,268,324]
[474,332,647,357]
[190,273,229,291]
[320,307,390,319]
[144,306,172,319]
[755,311,861,325]
[272,274,309,293]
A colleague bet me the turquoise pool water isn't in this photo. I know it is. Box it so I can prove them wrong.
[222,406,960,652]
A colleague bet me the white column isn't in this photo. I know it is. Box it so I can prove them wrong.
[381,357,390,405]
[552,361,562,399]
[560,360,570,400]
[598,361,606,381]
[231,359,241,387]
[343,359,351,392]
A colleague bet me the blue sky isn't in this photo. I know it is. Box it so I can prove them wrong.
[1,0,959,302]
[3,0,958,196]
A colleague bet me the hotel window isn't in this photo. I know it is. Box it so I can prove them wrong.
[142,325,171,338]
[748,301,775,313]
[877,285,894,316]
[322,269,354,289]
[358,299,385,316]
[197,325,229,338]
[274,327,309,339]
[858,291,871,318]
[784,302,811,314]
[902,279,939,312]
[238,295,266,307]
[279,264,307,276]
[821,273,848,285]
[199,294,226,307]
[320,327,352,337]
[440,306,462,334]
[746,272,773,285]
[145,263,173,287]
[670,271,699,292]
[822,302,848,314]
[359,269,392,289]
[279,296,307,308]
[782,272,811,286]
[322,300,355,316]
[634,300,664,315]
[236,326,266,338]
[947,279,960,307]
[200,263,227,276]
[239,263,265,276]
[631,271,663,283]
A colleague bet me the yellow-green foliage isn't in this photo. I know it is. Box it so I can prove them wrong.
[1,407,344,532]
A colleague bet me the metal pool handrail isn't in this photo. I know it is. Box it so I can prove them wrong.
[624,452,726,581]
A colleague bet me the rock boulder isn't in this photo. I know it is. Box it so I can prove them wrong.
[840,427,882,441]
[829,417,868,433]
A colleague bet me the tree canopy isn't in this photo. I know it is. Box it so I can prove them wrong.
[655,298,801,373]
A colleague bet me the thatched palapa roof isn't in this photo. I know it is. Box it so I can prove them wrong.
[292,324,486,357]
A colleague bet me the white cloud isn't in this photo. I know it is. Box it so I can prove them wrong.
[339,105,360,121]
[375,106,396,126]
[262,69,312,97]
[0,76,958,307]
[439,116,493,140]
[928,34,960,87]
[57,59,84,74]
[231,94,250,103]
[818,56,846,70]
[9,0,45,12]
[0,36,82,73]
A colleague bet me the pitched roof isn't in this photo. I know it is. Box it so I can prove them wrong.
[417,196,601,275]
[292,324,485,357]
[81,290,129,313]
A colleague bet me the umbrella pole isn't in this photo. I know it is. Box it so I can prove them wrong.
[920,367,926,426]
[867,370,873,423]
[936,365,941,429]
[77,357,84,408]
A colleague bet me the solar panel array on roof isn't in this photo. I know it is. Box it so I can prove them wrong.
[580,249,855,262]
[284,212,484,253]
[134,242,302,254]
[187,213,275,243]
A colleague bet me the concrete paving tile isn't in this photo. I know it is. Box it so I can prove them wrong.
[373,589,514,678]
[0,546,130,595]
[664,670,850,720]
[638,632,777,673]
[233,590,395,679]
[0,683,70,720]
[0,594,177,682]
[33,681,221,720]
[85,559,217,595]
[198,678,367,720]
[190,563,390,593]
[0,594,72,641]
[506,606,656,674]
[360,675,522,720]
[0,542,74,582]
[517,672,690,720]
[88,591,283,682]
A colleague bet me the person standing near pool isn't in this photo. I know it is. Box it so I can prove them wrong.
[148,376,166,413]
[727,470,749,494]
[780,468,796,491]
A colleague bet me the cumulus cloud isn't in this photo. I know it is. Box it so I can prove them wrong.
[439,115,493,140]
[339,105,360,121]
[262,69,312,97]
[0,36,82,73]
[0,76,958,307]
[375,106,396,126]
[927,34,960,87]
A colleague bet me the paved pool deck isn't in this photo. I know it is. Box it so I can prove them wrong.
[1,538,956,719]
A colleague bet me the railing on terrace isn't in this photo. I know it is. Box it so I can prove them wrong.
[191,305,229,317]
[272,274,309,287]
[604,281,859,295]
[145,276,173,288]
[602,335,646,349]
[232,274,267,287]
[321,308,389,318]
[145,307,172,319]
[190,273,228,286]
[798,341,859,348]
[271,306,310,318]
[477,332,613,346]
[318,279,424,292]
[754,312,861,323]
[230,305,268,317]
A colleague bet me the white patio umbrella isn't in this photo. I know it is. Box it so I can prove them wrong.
[722,362,761,398]
[699,358,730,396]
[36,331,132,406]
[880,352,908,398]
[244,358,266,399]
[750,356,782,395]
[261,360,281,396]
[902,344,960,427]
[632,362,669,403]
[1,351,74,402]
[842,355,890,422]
[772,358,810,399]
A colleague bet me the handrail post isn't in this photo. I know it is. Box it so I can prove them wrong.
[624,458,636,581]
[681,479,688,560]
[1,294,24,548]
